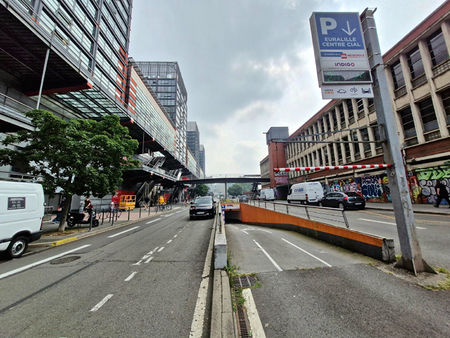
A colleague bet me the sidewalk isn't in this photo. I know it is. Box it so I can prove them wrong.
[30,205,184,250]
[366,202,450,215]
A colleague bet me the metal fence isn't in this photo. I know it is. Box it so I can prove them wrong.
[247,200,349,229]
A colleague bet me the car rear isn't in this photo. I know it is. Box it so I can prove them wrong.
[190,197,215,219]
[344,192,366,209]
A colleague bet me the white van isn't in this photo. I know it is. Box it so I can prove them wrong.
[260,188,275,201]
[287,182,324,204]
[0,181,44,258]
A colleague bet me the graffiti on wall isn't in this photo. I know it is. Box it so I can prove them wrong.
[326,175,391,201]
[328,178,359,193]
[415,166,450,204]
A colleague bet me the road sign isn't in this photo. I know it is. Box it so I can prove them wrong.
[321,84,373,99]
[310,12,373,98]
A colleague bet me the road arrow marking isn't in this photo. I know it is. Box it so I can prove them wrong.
[341,21,356,35]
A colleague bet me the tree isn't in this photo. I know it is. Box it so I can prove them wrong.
[194,184,209,197]
[0,110,139,231]
[228,184,243,197]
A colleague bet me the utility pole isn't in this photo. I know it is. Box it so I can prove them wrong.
[361,9,433,275]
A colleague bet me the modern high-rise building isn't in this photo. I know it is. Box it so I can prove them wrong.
[134,61,188,164]
[186,121,200,162]
[199,144,205,175]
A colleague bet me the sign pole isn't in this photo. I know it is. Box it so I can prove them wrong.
[361,9,433,275]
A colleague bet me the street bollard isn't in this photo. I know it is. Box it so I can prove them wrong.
[273,203,276,211]
[128,208,130,221]
[139,207,141,218]
[305,207,310,220]
[148,206,150,216]
[111,210,115,226]
[286,204,289,214]
[342,210,349,229]
[89,209,93,232]
[101,210,104,225]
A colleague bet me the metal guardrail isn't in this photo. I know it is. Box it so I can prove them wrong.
[247,199,349,229]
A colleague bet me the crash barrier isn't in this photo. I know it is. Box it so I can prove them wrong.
[240,203,395,262]
[214,205,227,269]
[211,205,237,337]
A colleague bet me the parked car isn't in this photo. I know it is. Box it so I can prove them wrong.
[320,192,366,210]
[287,182,324,204]
[238,195,249,202]
[190,196,216,219]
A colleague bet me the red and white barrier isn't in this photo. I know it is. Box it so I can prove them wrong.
[273,164,392,172]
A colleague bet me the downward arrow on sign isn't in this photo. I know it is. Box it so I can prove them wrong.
[342,21,356,35]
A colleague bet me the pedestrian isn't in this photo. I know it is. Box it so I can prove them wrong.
[434,180,450,208]
[53,196,66,223]
[84,196,93,218]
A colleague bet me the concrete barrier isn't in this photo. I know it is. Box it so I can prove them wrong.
[240,203,395,262]
[214,210,227,270]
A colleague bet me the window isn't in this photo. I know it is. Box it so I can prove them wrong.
[342,136,351,161]
[398,106,416,139]
[427,29,449,66]
[332,110,338,130]
[440,89,450,125]
[407,48,425,79]
[391,61,405,89]
[346,100,355,124]
[360,127,371,152]
[339,104,346,128]
[352,131,360,158]
[418,97,438,132]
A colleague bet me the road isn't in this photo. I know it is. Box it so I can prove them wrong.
[0,207,213,337]
[226,222,450,337]
[248,201,450,269]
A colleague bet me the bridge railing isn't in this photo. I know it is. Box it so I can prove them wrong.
[246,200,349,229]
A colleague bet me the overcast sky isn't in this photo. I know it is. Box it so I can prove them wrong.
[129,0,446,176]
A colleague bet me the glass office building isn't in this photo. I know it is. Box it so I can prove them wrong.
[134,62,188,164]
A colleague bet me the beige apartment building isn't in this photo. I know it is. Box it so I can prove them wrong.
[281,2,450,204]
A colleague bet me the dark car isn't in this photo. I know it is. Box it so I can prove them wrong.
[190,196,216,219]
[238,195,249,202]
[320,192,365,210]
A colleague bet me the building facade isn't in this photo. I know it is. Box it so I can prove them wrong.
[186,121,200,163]
[263,1,450,204]
[134,61,188,165]
[199,144,205,175]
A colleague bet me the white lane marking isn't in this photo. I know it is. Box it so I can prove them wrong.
[133,259,143,266]
[146,218,161,224]
[416,226,427,230]
[173,234,178,238]
[167,239,172,244]
[242,289,266,338]
[144,256,154,264]
[147,247,159,255]
[164,213,175,217]
[124,272,137,282]
[245,227,272,234]
[107,226,140,238]
[281,238,332,267]
[359,218,396,226]
[90,294,113,312]
[157,247,165,252]
[175,210,184,214]
[242,230,249,235]
[0,244,91,280]
[253,240,283,272]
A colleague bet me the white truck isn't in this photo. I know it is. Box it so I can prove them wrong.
[287,182,324,205]
[260,188,275,201]
[0,181,44,258]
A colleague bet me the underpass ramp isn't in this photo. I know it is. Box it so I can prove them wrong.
[232,203,395,262]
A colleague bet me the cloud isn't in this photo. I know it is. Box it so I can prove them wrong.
[130,0,446,175]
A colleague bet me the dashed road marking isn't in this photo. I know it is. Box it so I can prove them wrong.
[108,226,140,238]
[157,247,165,252]
[90,294,113,312]
[133,259,143,266]
[281,238,332,267]
[0,244,91,280]
[144,256,154,264]
[416,226,427,229]
[164,213,175,217]
[124,272,137,282]
[359,218,396,226]
[167,239,172,244]
[146,218,161,224]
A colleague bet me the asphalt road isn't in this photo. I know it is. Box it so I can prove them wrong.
[226,222,450,337]
[249,201,450,269]
[0,207,213,337]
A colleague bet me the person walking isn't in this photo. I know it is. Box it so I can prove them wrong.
[434,180,450,208]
